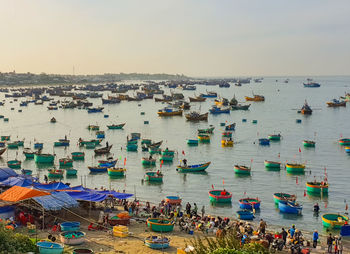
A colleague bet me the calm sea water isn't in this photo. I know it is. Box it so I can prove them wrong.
[1,76,350,233]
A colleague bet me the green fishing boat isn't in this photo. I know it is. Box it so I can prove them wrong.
[141,139,152,145]
[198,126,215,134]
[268,134,281,141]
[144,171,163,182]
[209,190,232,203]
[306,181,328,194]
[7,160,21,169]
[127,140,138,145]
[23,149,35,159]
[107,123,125,129]
[187,139,198,146]
[127,144,138,151]
[71,152,85,160]
[303,140,315,147]
[264,160,281,170]
[107,167,126,177]
[66,168,78,176]
[85,142,96,149]
[34,153,55,164]
[159,155,173,162]
[161,149,175,156]
[59,158,73,167]
[146,218,175,232]
[234,165,251,175]
[7,142,19,149]
[142,157,156,165]
[176,162,211,173]
[1,136,10,141]
[286,163,305,174]
[322,214,349,229]
[273,192,296,205]
[148,147,161,154]
[48,169,64,178]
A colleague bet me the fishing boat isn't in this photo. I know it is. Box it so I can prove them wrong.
[71,152,85,160]
[98,159,117,167]
[176,162,211,173]
[85,142,96,149]
[59,158,73,167]
[189,96,206,102]
[300,101,312,115]
[303,81,321,88]
[7,160,21,169]
[161,149,175,156]
[0,147,7,156]
[141,139,152,145]
[126,144,138,151]
[88,166,108,173]
[36,242,64,254]
[225,123,236,131]
[87,125,99,131]
[34,142,43,149]
[339,138,350,146]
[1,135,10,141]
[214,98,229,106]
[107,123,126,129]
[107,167,126,177]
[131,133,141,140]
[159,155,173,162]
[245,95,265,102]
[48,169,64,178]
[278,201,303,214]
[50,117,57,123]
[231,104,251,110]
[66,168,78,176]
[327,99,346,107]
[268,134,281,141]
[200,92,217,98]
[198,126,215,134]
[234,165,251,175]
[306,181,328,194]
[146,218,175,232]
[222,132,232,138]
[239,198,261,210]
[34,153,55,163]
[142,157,156,166]
[94,145,112,155]
[259,138,270,146]
[144,236,170,249]
[144,171,163,182]
[22,169,32,176]
[198,134,210,142]
[0,142,5,148]
[148,141,163,148]
[236,210,255,220]
[157,108,183,117]
[185,112,208,121]
[209,106,230,114]
[95,131,105,139]
[273,193,296,205]
[264,160,281,169]
[303,140,316,147]
[87,107,104,113]
[54,139,70,147]
[165,196,182,205]
[7,142,19,149]
[322,214,349,229]
[208,190,232,203]
[286,163,305,174]
[187,139,198,146]
[345,147,350,153]
[221,139,233,147]
[148,147,161,154]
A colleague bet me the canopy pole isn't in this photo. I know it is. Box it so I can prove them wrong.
[42,208,45,230]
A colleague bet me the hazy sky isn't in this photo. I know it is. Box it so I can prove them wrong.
[0,0,349,76]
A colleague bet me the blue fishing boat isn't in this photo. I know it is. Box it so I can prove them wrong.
[236,210,255,220]
[96,131,105,139]
[98,159,117,167]
[225,123,236,131]
[187,139,199,146]
[259,138,270,146]
[303,81,321,88]
[176,162,211,173]
[37,241,64,254]
[144,236,170,249]
[200,92,217,98]
[239,198,261,210]
[34,142,44,149]
[87,107,104,113]
[209,106,230,114]
[278,201,302,215]
[88,166,107,173]
[54,139,70,147]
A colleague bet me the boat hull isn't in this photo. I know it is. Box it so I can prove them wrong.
[286,164,305,174]
[209,190,232,203]
[35,154,55,163]
[278,201,302,215]
[322,214,349,229]
[306,182,328,194]
[177,162,210,173]
[264,160,281,169]
[107,168,125,177]
[146,219,175,232]
[236,210,254,220]
[239,199,261,210]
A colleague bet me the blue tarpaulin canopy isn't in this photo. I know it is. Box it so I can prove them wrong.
[0,168,17,181]
[33,192,78,211]
[97,190,134,199]
[0,176,33,187]
[34,182,70,190]
[64,191,108,202]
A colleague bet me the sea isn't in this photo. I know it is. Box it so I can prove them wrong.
[1,76,349,234]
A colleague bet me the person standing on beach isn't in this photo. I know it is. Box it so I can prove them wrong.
[289,224,296,238]
[193,203,198,216]
[259,219,266,235]
[327,233,333,253]
[313,230,319,248]
[338,237,343,254]
[281,228,287,246]
[201,205,205,218]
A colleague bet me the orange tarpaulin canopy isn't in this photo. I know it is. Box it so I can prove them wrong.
[0,186,50,202]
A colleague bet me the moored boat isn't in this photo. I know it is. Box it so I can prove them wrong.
[0,147,6,156]
[273,193,296,205]
[185,112,208,121]
[198,134,210,142]
[37,241,64,254]
[187,139,198,146]
[96,131,105,139]
[303,140,316,147]
[221,138,233,147]
[300,100,312,115]
[94,145,112,155]
[7,159,21,169]
[264,160,281,170]
[286,163,305,174]
[231,104,250,110]
[234,165,251,175]
[339,138,350,146]
[239,198,261,210]
[161,149,175,156]
[236,210,254,220]
[144,171,163,182]
[126,144,138,151]
[165,196,182,205]
[306,181,328,194]
[144,236,170,249]
[345,147,350,153]
[66,168,78,176]
[34,153,55,163]
[48,169,64,178]
[146,218,175,232]
[59,158,73,167]
[198,126,215,134]
[159,155,173,162]
[107,123,126,129]
[208,189,232,203]
[268,134,281,141]
[177,162,211,173]
[157,108,183,117]
[245,95,265,102]
[259,138,270,146]
[209,106,230,114]
[71,152,85,160]
[225,123,236,131]
[107,167,126,177]
[327,99,346,107]
[322,213,349,229]
[54,139,70,147]
[278,201,302,214]
[142,157,156,165]
[189,96,206,102]
[88,166,107,173]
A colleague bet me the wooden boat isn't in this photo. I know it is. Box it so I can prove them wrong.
[146,218,175,232]
[85,142,96,149]
[87,125,99,131]
[71,152,85,160]
[0,142,6,148]
[66,168,78,176]
[306,181,328,194]
[34,142,43,149]
[94,145,112,155]
[209,106,230,114]
[268,134,281,141]
[144,171,163,182]
[303,140,315,147]
[239,198,261,210]
[300,101,312,114]
[0,147,7,156]
[36,242,64,254]
[22,169,32,175]
[198,134,210,142]
[189,96,206,102]
[48,169,64,178]
[236,210,254,220]
[345,147,350,153]
[187,139,198,146]
[157,107,183,117]
[87,107,104,113]
[221,139,233,147]
[98,159,117,167]
[142,157,156,166]
[273,193,296,205]
[209,190,232,203]
[131,133,141,140]
[50,117,57,123]
[144,236,170,249]
[322,214,349,229]
[286,163,305,174]
[7,160,21,169]
[259,138,270,146]
[96,131,105,139]
[7,142,19,149]
[159,155,173,162]
[222,132,232,138]
[177,162,211,173]
[165,196,182,205]
[245,95,265,102]
[327,99,346,107]
[303,81,320,88]
[185,112,208,121]
[126,144,138,151]
[225,123,236,131]
[200,92,217,98]
[264,160,281,171]
[339,138,350,146]
[35,153,55,163]
[234,165,251,175]
[198,126,215,134]
[54,139,70,147]
[107,167,126,177]
[214,98,229,106]
[148,140,163,149]
[88,166,107,173]
[141,139,152,145]
[231,104,251,110]
[278,201,302,215]
[107,123,126,129]
[148,147,161,155]
[60,231,86,245]
[59,158,73,167]
[1,135,10,141]
[161,149,175,156]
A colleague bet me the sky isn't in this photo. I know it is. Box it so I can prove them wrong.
[0,0,349,76]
